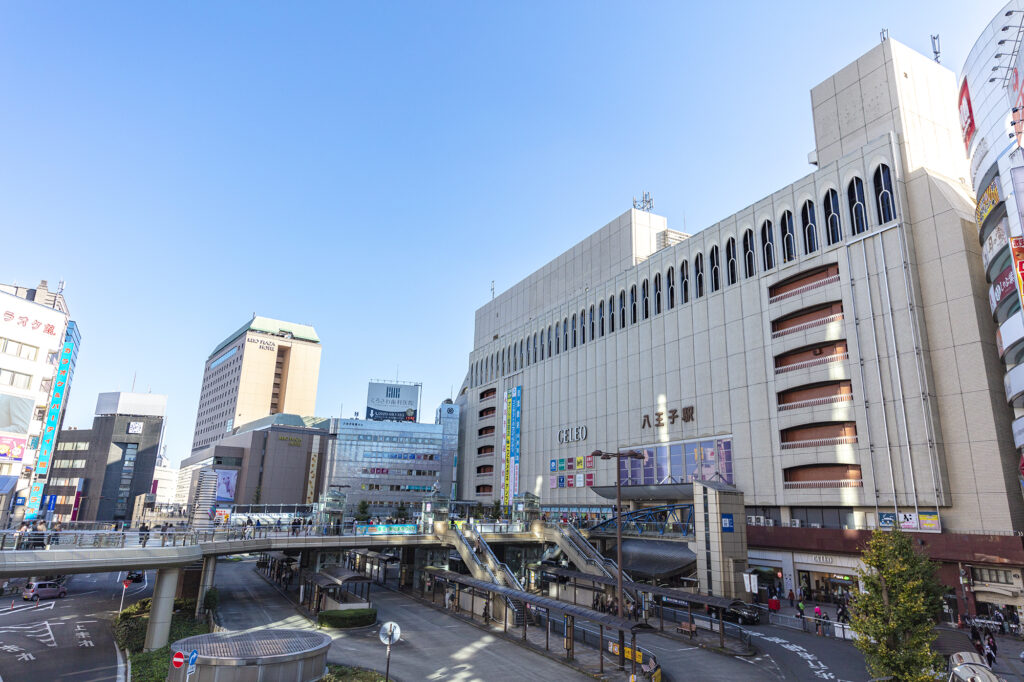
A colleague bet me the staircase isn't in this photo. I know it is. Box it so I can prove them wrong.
[435,522,524,626]
[538,522,637,605]
[464,524,527,626]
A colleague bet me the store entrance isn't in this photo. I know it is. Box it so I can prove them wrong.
[797,569,857,604]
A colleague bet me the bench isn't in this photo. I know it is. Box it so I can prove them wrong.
[676,622,698,638]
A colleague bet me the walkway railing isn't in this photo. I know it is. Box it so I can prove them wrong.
[768,611,856,640]
[779,435,858,450]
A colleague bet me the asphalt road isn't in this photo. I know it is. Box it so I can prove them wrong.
[0,570,152,682]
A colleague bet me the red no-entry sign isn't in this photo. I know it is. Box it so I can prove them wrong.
[172,651,185,668]
[123,580,130,589]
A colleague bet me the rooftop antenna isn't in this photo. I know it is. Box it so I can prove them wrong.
[931,34,941,62]
[633,191,654,212]
[57,279,65,294]
[880,28,888,43]
[490,280,495,300]
[131,371,137,392]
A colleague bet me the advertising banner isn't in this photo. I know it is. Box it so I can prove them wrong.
[27,482,43,512]
[982,218,1009,271]
[0,434,26,461]
[1012,236,1024,314]
[960,78,977,153]
[976,178,1001,228]
[501,386,521,505]
[34,340,75,477]
[878,512,896,529]
[919,511,941,532]
[899,512,918,530]
[1008,53,1024,148]
[215,470,238,502]
[990,264,1016,314]
[366,382,420,422]
[354,524,418,536]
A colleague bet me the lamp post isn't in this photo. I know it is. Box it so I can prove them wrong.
[591,449,644,620]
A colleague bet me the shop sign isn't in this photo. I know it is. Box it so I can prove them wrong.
[1011,236,1024,311]
[982,218,1008,271]
[899,512,918,530]
[557,426,586,444]
[960,78,977,153]
[976,178,1001,228]
[990,265,1015,313]
[919,511,941,531]
[354,524,418,536]
[1007,51,1024,148]
[641,405,694,429]
[812,555,834,565]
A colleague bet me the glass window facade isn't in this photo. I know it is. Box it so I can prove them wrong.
[619,437,734,486]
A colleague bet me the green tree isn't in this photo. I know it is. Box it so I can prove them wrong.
[488,501,502,520]
[395,504,408,521]
[355,500,371,523]
[850,529,943,682]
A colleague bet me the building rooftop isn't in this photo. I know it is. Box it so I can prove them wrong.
[209,315,320,359]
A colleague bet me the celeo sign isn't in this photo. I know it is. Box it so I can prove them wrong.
[557,426,587,444]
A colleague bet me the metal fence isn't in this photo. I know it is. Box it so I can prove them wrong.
[767,611,856,640]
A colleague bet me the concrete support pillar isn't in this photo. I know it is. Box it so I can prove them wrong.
[144,567,180,651]
[194,556,217,619]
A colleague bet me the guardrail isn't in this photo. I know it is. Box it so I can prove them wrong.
[771,312,845,339]
[768,274,841,304]
[774,352,849,375]
[768,611,855,640]
[465,523,524,591]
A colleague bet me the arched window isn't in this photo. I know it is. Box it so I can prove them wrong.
[630,285,638,324]
[725,237,737,285]
[571,314,577,348]
[680,260,689,303]
[555,322,560,354]
[609,296,616,332]
[653,273,662,314]
[580,309,586,344]
[801,200,818,254]
[540,331,545,360]
[780,211,796,263]
[761,220,776,271]
[533,333,538,363]
[563,318,568,350]
[824,188,842,245]
[694,253,705,298]
[873,164,894,223]
[667,267,676,309]
[599,300,605,336]
[524,337,529,367]
[742,229,756,278]
[641,280,650,320]
[547,326,552,357]
[848,177,867,235]
[501,348,505,375]
[590,305,595,339]
[619,291,626,327]
[709,245,721,292]
[518,341,523,370]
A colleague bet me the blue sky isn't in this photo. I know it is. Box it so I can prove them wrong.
[0,1,1006,467]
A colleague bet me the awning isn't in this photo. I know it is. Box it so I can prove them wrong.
[591,484,694,502]
[611,539,697,580]
[319,565,371,585]
[931,627,974,657]
[0,476,18,498]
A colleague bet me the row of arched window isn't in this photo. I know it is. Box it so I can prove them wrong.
[468,165,895,388]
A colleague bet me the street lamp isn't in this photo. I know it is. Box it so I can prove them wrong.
[591,449,644,620]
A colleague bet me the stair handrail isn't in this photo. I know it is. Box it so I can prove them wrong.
[563,523,635,583]
[452,525,521,624]
[465,523,525,592]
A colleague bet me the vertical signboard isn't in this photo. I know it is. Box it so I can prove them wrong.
[959,78,977,153]
[501,386,521,505]
[26,339,75,519]
[306,435,320,504]
[1008,54,1024,149]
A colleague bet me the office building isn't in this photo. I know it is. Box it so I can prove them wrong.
[191,316,321,454]
[456,37,1023,618]
[47,392,166,522]
[151,451,178,507]
[0,280,78,520]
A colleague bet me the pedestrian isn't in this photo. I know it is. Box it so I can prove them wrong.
[985,640,996,667]
[788,589,795,607]
[160,522,169,546]
[813,605,822,619]
[797,600,805,618]
[139,522,149,548]
[482,601,490,623]
[986,630,998,657]
[275,517,282,533]
[822,613,832,637]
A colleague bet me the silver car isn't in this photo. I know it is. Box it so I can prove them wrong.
[22,581,66,601]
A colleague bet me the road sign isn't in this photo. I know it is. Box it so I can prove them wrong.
[123,579,130,589]
[379,622,401,645]
[187,648,198,677]
[172,650,185,668]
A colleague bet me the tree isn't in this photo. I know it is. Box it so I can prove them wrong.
[355,500,371,523]
[850,529,943,682]
[395,504,408,521]
[488,501,502,520]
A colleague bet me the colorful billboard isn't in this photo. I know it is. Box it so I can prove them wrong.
[215,469,238,502]
[990,264,1016,313]
[959,78,977,153]
[0,435,26,461]
[976,177,1000,227]
[982,218,1008,271]
[501,386,521,505]
[34,340,75,477]
[366,382,420,422]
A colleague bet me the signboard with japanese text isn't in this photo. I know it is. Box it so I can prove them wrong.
[990,264,1016,313]
[960,78,977,153]
[26,336,75,518]
[982,218,1008,271]
[0,434,26,461]
[501,386,521,505]
[354,524,418,536]
[919,511,941,531]
[1011,236,1024,312]
[366,382,420,422]
[976,177,1000,227]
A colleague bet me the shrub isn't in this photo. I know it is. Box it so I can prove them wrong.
[129,646,171,682]
[317,608,377,629]
[322,664,386,681]
[203,587,219,613]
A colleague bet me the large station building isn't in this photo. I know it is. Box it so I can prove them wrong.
[456,36,1024,619]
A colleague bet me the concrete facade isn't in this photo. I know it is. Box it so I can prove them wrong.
[191,316,321,453]
[455,38,1024,614]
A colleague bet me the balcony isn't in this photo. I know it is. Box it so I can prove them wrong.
[777,393,853,411]
[779,435,857,449]
[769,273,841,304]
[783,479,863,489]
[774,351,848,375]
[772,312,844,339]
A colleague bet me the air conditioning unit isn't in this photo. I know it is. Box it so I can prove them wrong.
[746,516,756,525]
[764,519,775,526]
[790,519,803,528]
[754,516,766,526]
[810,523,822,528]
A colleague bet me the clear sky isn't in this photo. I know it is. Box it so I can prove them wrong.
[0,1,1007,468]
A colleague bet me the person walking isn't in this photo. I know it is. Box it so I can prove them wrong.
[797,600,805,618]
[139,522,149,548]
[788,589,795,608]
[984,639,996,667]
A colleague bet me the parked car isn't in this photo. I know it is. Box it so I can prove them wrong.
[126,571,144,583]
[722,600,761,625]
[22,581,66,601]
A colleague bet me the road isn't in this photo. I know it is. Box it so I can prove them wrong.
[0,570,152,682]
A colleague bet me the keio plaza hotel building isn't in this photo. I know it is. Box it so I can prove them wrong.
[455,34,1024,619]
